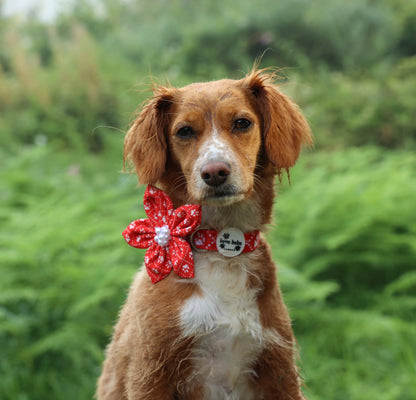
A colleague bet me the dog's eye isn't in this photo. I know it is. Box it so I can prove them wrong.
[176,126,195,139]
[232,118,252,132]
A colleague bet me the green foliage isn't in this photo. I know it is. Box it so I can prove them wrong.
[0,141,145,399]
[294,306,416,400]
[273,148,416,310]
[269,147,416,399]
[175,0,400,77]
[2,144,415,400]
[1,0,416,399]
[1,0,416,151]
[58,0,402,76]
[0,22,136,152]
[388,0,416,57]
[290,57,416,149]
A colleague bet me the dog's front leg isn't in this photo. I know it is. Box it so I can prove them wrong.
[251,265,307,400]
[97,346,180,400]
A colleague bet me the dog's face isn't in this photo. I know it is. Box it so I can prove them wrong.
[167,80,263,206]
[125,70,312,206]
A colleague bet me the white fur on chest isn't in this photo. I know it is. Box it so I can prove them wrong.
[179,252,277,399]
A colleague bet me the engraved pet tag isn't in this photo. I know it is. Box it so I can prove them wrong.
[216,227,245,257]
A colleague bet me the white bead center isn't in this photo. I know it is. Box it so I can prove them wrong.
[154,225,171,247]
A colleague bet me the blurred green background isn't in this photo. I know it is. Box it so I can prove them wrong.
[1,0,415,399]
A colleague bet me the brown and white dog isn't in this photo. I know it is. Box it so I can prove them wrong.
[97,69,312,400]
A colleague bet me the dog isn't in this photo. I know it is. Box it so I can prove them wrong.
[96,68,312,400]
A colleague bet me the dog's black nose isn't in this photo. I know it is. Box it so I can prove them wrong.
[200,162,231,187]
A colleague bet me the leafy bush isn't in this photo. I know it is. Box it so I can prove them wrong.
[278,257,416,400]
[0,141,145,399]
[269,147,416,399]
[290,57,416,149]
[1,143,415,400]
[41,0,406,79]
[176,0,399,77]
[272,147,416,311]
[0,22,133,152]
[1,1,416,399]
[388,0,416,57]
[293,305,416,400]
[1,0,416,153]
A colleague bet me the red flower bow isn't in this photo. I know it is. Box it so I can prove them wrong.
[122,185,202,284]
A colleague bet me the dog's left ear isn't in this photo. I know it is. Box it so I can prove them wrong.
[242,70,312,170]
[124,86,175,184]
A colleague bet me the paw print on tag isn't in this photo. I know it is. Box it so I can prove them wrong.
[216,228,245,257]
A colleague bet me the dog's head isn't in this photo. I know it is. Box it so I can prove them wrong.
[124,69,312,206]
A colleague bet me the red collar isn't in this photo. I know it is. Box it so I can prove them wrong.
[191,228,260,257]
[123,185,259,284]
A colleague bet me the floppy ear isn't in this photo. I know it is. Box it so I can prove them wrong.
[124,87,175,184]
[243,70,312,170]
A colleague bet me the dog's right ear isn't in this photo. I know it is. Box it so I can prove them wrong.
[124,87,175,184]
[242,69,312,171]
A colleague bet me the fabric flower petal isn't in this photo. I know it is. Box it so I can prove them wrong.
[169,204,202,237]
[144,243,172,284]
[122,218,155,249]
[143,185,174,226]
[168,237,195,279]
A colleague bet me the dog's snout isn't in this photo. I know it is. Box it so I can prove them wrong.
[200,162,231,187]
